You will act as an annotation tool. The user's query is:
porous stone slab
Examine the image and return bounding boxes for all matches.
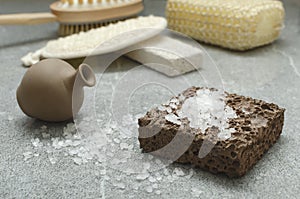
[138,87,285,177]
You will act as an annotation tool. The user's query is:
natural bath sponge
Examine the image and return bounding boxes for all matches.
[138,87,285,177]
[166,0,285,50]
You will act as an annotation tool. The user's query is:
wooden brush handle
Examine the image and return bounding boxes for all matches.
[0,13,57,25]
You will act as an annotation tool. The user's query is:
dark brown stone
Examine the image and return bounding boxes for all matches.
[138,87,285,177]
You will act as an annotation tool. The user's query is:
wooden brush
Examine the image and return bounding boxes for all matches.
[0,0,144,36]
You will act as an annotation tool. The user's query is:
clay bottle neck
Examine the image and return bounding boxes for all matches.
[71,63,96,115]
[75,63,96,88]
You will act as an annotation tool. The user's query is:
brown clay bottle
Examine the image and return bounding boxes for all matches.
[16,59,96,122]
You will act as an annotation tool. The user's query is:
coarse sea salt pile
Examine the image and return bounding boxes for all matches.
[18,110,205,196]
[162,88,237,140]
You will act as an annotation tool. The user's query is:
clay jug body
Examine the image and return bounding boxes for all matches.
[17,59,96,122]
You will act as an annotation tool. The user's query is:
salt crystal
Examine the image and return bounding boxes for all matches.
[71,140,81,146]
[113,138,120,144]
[132,184,139,190]
[120,143,129,150]
[165,113,181,125]
[155,159,162,164]
[178,94,185,101]
[186,168,194,179]
[158,105,167,111]
[65,140,73,146]
[49,156,57,164]
[173,168,185,176]
[242,108,251,114]
[100,170,106,175]
[148,155,154,160]
[148,176,156,183]
[107,152,114,157]
[217,131,232,140]
[73,134,82,140]
[23,152,33,161]
[127,144,134,150]
[152,183,158,189]
[73,157,82,165]
[166,107,172,113]
[191,187,203,197]
[251,116,268,127]
[68,149,78,156]
[155,190,161,195]
[42,132,50,139]
[163,168,170,176]
[41,125,47,130]
[33,153,39,157]
[176,110,183,118]
[114,182,126,190]
[116,176,122,181]
[145,186,153,193]
[143,162,151,170]
[136,172,150,181]
[31,138,43,148]
[170,98,179,104]
[8,116,13,121]
[169,103,177,109]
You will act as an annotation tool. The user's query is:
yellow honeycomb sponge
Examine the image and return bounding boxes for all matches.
[166,0,285,51]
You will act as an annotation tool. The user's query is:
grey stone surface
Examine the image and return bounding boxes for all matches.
[0,0,300,198]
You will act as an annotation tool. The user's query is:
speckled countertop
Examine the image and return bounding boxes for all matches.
[0,0,300,198]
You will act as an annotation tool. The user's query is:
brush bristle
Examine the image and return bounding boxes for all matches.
[58,17,134,36]
[61,0,132,6]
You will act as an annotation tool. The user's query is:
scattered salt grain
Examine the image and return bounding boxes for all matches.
[31,138,43,148]
[71,140,81,146]
[165,113,181,125]
[48,156,57,164]
[155,190,161,195]
[158,105,167,111]
[120,143,129,150]
[136,172,150,181]
[114,182,126,190]
[251,116,268,127]
[191,187,203,197]
[148,176,156,183]
[100,170,106,175]
[170,98,179,104]
[127,144,134,150]
[186,168,194,179]
[152,183,158,189]
[155,159,162,165]
[132,183,140,190]
[173,168,185,177]
[23,152,33,161]
[143,162,151,171]
[166,107,172,113]
[178,94,185,101]
[145,186,153,193]
[42,132,50,139]
[8,116,13,121]
[73,157,83,165]
[41,125,47,130]
[169,103,177,109]
[113,138,120,144]
[163,168,170,176]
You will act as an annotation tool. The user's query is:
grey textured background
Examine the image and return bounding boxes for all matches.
[0,0,300,198]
